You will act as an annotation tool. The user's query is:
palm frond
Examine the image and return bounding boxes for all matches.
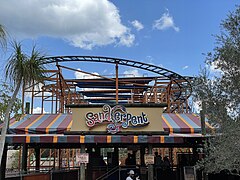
[5,41,47,87]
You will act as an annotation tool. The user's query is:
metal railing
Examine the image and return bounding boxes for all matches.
[96,165,139,180]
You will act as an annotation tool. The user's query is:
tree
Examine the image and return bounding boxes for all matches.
[194,6,240,173]
[0,82,21,123]
[0,41,47,167]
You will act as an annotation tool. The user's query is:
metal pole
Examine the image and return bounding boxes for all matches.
[148,145,154,180]
[80,145,86,180]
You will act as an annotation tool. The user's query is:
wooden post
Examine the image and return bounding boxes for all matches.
[115,62,119,104]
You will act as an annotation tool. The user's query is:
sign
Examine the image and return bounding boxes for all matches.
[85,104,149,134]
[183,166,196,180]
[70,104,164,133]
[76,153,89,164]
[144,154,155,165]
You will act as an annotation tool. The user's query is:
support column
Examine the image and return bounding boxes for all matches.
[140,146,145,166]
[35,147,40,171]
[0,144,8,180]
[80,145,86,180]
[113,147,119,167]
[58,149,62,169]
[21,144,28,172]
[148,145,154,180]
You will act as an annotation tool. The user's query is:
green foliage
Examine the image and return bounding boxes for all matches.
[9,150,19,169]
[5,41,47,88]
[194,6,240,173]
[0,82,21,123]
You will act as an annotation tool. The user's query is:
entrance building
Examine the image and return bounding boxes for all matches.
[0,56,212,180]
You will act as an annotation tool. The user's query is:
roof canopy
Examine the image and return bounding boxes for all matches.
[3,113,212,135]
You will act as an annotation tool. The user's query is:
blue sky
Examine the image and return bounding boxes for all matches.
[0,0,238,112]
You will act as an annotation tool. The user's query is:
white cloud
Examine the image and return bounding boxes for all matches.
[153,9,180,32]
[0,0,135,49]
[131,20,144,31]
[118,31,135,47]
[33,107,47,114]
[182,65,189,70]
[75,68,100,79]
[123,69,141,77]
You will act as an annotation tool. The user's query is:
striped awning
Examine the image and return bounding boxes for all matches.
[5,133,205,144]
[162,113,212,134]
[8,114,72,134]
[5,113,212,135]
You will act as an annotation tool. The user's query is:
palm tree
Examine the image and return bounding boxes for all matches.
[0,41,47,167]
[0,24,6,48]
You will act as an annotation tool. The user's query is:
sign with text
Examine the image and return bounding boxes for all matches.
[85,104,149,134]
[70,104,164,134]
[144,154,155,165]
[76,153,89,164]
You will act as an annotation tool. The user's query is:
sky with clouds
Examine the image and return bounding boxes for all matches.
[0,0,238,111]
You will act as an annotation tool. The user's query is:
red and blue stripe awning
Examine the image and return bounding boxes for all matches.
[8,114,72,134]
[1,113,212,144]
[5,133,206,144]
[5,113,212,135]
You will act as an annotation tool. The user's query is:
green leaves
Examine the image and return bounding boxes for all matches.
[5,41,47,88]
[0,82,21,122]
[194,6,240,173]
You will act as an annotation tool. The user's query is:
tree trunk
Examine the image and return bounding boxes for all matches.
[0,82,21,166]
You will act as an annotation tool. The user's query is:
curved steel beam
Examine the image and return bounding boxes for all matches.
[42,56,192,102]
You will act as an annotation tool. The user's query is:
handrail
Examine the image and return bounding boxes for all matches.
[96,166,120,180]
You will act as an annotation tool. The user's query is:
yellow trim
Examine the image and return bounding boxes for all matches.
[107,136,111,143]
[193,113,213,129]
[162,116,173,134]
[53,136,58,143]
[25,114,44,134]
[46,114,62,134]
[10,120,18,127]
[80,135,85,143]
[66,121,72,131]
[10,114,27,127]
[176,114,194,134]
[160,136,164,143]
[134,136,138,143]
[26,136,30,143]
